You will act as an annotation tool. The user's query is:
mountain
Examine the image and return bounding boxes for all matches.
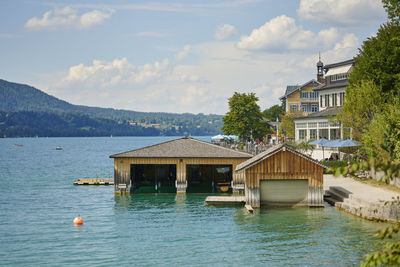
[0,79,223,137]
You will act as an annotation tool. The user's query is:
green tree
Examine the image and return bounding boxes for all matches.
[279,111,303,140]
[222,92,267,140]
[346,22,400,99]
[338,14,400,147]
[338,80,385,141]
[263,103,285,121]
[383,0,400,23]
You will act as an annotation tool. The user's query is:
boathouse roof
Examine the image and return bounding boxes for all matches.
[110,137,253,159]
[235,143,326,172]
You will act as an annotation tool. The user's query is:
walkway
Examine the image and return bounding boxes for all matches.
[324,175,400,222]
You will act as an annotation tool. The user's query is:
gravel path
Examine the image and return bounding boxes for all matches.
[324,174,400,203]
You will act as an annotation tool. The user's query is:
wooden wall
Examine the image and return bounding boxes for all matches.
[113,157,248,193]
[244,150,324,207]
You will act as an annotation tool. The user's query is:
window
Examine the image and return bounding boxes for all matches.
[331,73,349,82]
[296,123,307,128]
[290,105,298,112]
[319,122,328,127]
[309,129,317,139]
[319,129,329,139]
[308,122,317,128]
[339,92,345,106]
[325,94,330,107]
[299,129,306,140]
[320,95,323,107]
[300,92,309,98]
[330,129,341,140]
[332,93,337,106]
[311,105,318,112]
[310,92,319,99]
[301,105,307,112]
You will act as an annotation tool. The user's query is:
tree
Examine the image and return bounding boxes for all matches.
[337,80,385,141]
[279,111,303,140]
[263,103,285,121]
[346,22,400,99]
[338,14,400,149]
[222,92,267,140]
[383,0,400,23]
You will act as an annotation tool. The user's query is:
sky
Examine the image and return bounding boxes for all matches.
[0,0,387,115]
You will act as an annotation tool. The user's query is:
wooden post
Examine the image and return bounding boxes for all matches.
[114,159,131,194]
[176,160,187,194]
[245,184,260,208]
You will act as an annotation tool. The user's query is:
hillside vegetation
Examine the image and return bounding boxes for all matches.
[0,79,222,137]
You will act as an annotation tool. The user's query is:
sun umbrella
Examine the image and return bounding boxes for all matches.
[211,134,224,142]
[321,139,342,147]
[340,139,360,147]
[227,135,239,141]
[309,138,329,160]
[309,138,329,145]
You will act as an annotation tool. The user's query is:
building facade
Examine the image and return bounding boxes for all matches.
[293,59,355,142]
[280,80,321,114]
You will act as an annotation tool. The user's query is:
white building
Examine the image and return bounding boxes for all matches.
[293,59,355,143]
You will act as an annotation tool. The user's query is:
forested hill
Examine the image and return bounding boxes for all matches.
[0,79,75,112]
[0,79,223,137]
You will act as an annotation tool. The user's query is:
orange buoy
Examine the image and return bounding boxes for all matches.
[73,215,84,225]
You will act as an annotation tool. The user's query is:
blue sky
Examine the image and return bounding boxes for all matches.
[0,0,387,114]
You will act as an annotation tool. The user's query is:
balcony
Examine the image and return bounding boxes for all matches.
[300,98,319,103]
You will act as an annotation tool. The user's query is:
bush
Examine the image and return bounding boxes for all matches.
[323,161,349,168]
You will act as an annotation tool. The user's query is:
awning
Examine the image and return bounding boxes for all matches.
[325,64,352,76]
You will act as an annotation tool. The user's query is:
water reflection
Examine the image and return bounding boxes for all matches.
[232,205,384,266]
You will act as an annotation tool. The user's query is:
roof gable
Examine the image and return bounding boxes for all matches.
[110,137,253,158]
[280,79,320,99]
[324,59,355,70]
[235,144,326,172]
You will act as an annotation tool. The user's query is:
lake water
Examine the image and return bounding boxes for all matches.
[0,136,385,266]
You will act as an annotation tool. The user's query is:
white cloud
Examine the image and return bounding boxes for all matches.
[237,15,340,52]
[25,6,113,30]
[214,24,237,40]
[297,0,385,25]
[48,31,359,114]
[61,57,170,88]
[299,33,359,68]
[175,45,191,62]
[178,86,208,106]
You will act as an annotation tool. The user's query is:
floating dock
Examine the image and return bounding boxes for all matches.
[74,179,114,185]
[204,195,246,206]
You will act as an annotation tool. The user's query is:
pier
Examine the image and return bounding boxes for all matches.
[74,179,114,185]
[204,195,245,205]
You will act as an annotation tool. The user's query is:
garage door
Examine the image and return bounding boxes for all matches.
[260,179,308,204]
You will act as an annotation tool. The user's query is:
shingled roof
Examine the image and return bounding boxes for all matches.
[313,80,348,91]
[110,137,253,158]
[280,79,320,100]
[293,107,340,121]
[235,143,326,172]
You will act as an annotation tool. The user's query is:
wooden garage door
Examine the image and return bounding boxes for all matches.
[260,179,308,204]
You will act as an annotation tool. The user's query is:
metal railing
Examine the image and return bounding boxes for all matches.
[216,141,272,155]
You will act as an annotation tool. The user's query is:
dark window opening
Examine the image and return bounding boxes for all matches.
[131,164,176,193]
[186,164,232,193]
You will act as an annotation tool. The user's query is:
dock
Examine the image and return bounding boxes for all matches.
[204,195,246,206]
[73,179,114,185]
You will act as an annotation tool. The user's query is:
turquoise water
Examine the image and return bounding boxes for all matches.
[0,136,385,266]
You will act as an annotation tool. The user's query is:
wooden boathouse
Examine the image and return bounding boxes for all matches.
[110,137,252,194]
[236,144,326,208]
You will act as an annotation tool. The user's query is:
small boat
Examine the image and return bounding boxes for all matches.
[13,144,23,147]
[56,146,63,150]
